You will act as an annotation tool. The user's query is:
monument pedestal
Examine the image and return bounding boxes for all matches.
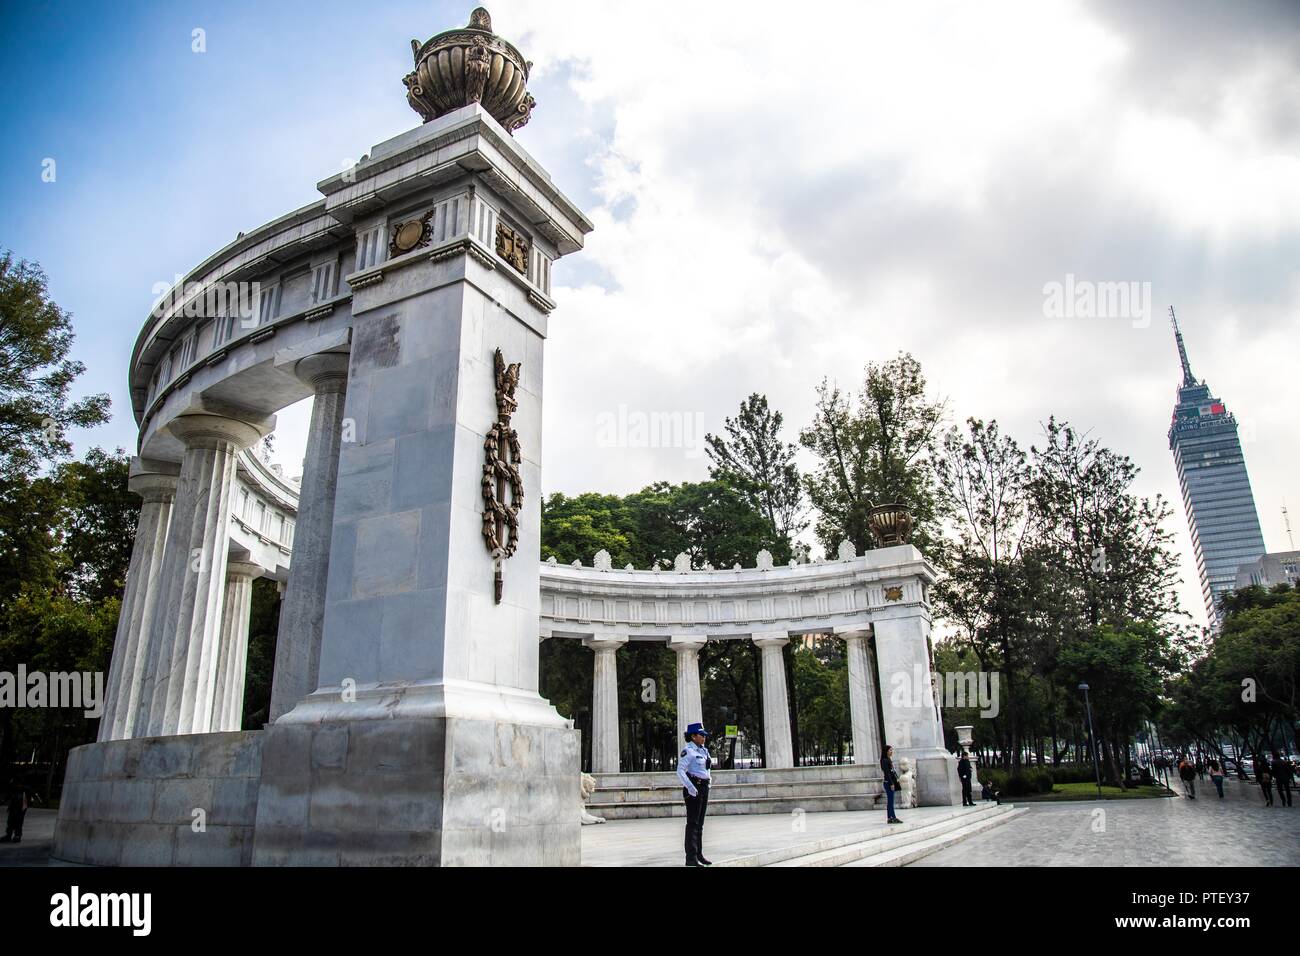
[253,711,580,867]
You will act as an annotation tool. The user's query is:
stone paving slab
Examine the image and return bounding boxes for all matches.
[581,803,971,867]
[909,777,1300,867]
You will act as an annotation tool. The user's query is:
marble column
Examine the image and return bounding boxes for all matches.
[752,632,794,770]
[209,561,260,732]
[584,635,627,774]
[145,412,269,737]
[873,600,960,806]
[668,635,706,745]
[99,462,179,741]
[837,627,883,770]
[269,352,349,722]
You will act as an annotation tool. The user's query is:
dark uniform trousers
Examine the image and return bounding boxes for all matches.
[684,776,710,862]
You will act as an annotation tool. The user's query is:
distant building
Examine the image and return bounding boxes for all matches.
[1167,313,1266,627]
[1235,551,1300,590]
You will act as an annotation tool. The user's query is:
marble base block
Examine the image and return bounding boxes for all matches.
[901,747,963,807]
[251,716,581,866]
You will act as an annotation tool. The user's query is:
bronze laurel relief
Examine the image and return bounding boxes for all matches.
[495,221,530,275]
[482,348,523,603]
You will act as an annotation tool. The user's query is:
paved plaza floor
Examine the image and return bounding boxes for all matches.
[581,804,978,866]
[911,776,1300,867]
[8,776,1296,867]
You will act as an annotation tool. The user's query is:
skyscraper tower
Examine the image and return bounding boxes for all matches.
[1167,308,1266,626]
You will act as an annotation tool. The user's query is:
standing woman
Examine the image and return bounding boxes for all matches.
[677,722,713,866]
[881,745,903,824]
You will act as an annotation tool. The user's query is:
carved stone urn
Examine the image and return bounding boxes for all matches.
[867,501,914,548]
[403,7,536,133]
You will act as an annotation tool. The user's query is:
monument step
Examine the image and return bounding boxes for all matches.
[588,778,884,806]
[591,791,881,820]
[591,765,880,789]
[708,803,1015,866]
[839,806,1029,867]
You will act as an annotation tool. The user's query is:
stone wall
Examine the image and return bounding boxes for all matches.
[53,732,263,866]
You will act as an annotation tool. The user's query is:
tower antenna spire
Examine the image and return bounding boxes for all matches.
[1285,501,1295,551]
[1170,305,1196,387]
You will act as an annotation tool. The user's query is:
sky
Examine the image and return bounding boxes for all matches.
[2,0,1298,631]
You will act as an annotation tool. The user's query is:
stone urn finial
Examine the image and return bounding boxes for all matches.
[403,6,537,133]
[867,501,914,548]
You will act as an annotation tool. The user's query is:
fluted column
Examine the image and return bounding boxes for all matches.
[99,463,179,741]
[145,412,269,736]
[209,561,260,732]
[270,352,349,722]
[838,627,883,769]
[753,632,794,769]
[668,635,706,745]
[584,635,627,774]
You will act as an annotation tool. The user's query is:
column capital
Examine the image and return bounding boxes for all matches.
[293,352,350,394]
[225,560,264,582]
[667,634,707,653]
[582,634,628,652]
[751,631,789,648]
[168,411,273,451]
[834,626,873,642]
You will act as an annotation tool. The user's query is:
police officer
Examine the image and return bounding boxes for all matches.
[677,722,713,866]
[957,750,974,806]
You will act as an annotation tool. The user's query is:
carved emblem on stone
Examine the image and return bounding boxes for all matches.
[593,549,612,571]
[673,552,691,573]
[389,210,434,257]
[755,549,774,571]
[837,540,857,561]
[884,585,904,602]
[495,221,530,274]
[482,348,523,603]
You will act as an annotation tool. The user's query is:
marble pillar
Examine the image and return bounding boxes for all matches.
[269,352,349,723]
[584,635,627,774]
[210,561,260,732]
[145,412,269,737]
[752,632,794,770]
[99,462,179,742]
[837,627,883,770]
[668,635,706,745]
[873,607,961,806]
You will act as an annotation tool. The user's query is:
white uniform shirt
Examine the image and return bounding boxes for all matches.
[676,741,712,796]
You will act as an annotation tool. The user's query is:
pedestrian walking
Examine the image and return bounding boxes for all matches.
[957,750,974,806]
[881,745,903,824]
[1,778,31,843]
[1207,760,1225,799]
[676,722,713,866]
[1270,754,1293,808]
[1256,757,1274,807]
[1177,757,1196,799]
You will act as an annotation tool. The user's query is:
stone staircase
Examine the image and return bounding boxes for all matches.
[714,803,1027,867]
[588,765,884,819]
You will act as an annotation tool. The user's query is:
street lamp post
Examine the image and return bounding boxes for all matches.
[1079,682,1103,799]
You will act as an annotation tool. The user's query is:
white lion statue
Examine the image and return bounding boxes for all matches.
[897,756,919,809]
[580,772,606,825]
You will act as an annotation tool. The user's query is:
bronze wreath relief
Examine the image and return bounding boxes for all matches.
[482,348,523,603]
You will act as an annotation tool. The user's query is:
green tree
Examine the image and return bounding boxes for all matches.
[0,252,109,482]
[800,352,945,555]
[705,393,805,562]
